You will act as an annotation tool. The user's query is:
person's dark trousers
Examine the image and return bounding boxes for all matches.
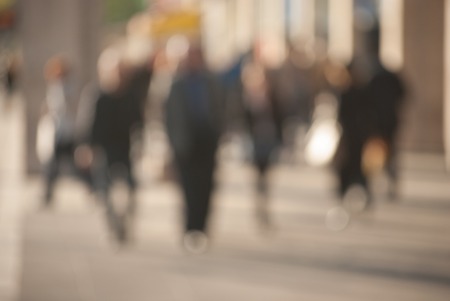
[93,150,137,192]
[337,141,370,201]
[175,150,216,233]
[91,152,136,242]
[44,141,74,205]
[76,167,95,193]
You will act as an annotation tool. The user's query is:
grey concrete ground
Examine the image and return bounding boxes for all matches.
[1,98,450,301]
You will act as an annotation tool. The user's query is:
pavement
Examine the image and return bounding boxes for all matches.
[1,97,450,300]
[0,96,25,301]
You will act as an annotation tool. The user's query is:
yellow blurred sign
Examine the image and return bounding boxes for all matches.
[151,10,201,38]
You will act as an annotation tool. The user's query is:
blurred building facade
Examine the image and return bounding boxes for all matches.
[16,0,450,172]
[151,0,450,167]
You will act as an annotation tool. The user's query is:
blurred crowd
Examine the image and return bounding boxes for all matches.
[3,11,406,252]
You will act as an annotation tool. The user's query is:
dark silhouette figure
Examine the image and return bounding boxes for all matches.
[365,61,405,199]
[240,49,283,229]
[272,44,314,151]
[88,55,151,243]
[335,24,406,206]
[126,60,154,147]
[335,64,372,202]
[5,56,19,98]
[165,46,224,252]
[359,24,406,200]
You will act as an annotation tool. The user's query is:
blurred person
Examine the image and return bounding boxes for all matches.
[165,44,224,253]
[334,25,406,208]
[123,55,154,163]
[271,42,315,162]
[74,77,98,189]
[75,40,154,192]
[4,54,19,99]
[87,48,149,243]
[42,56,76,206]
[218,52,247,130]
[363,26,406,200]
[334,61,373,206]
[124,17,155,158]
[240,44,283,230]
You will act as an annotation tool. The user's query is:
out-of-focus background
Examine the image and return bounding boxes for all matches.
[0,0,450,300]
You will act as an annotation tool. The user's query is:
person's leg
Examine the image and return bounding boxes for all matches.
[338,166,351,200]
[176,154,215,233]
[178,160,202,232]
[44,143,64,206]
[256,168,272,230]
[77,167,95,193]
[96,157,127,243]
[173,158,191,230]
[354,141,373,208]
[386,140,399,201]
[357,172,373,208]
[44,158,58,206]
[253,144,274,229]
[125,160,138,217]
[194,157,216,232]
[176,154,215,253]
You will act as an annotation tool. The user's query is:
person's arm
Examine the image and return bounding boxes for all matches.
[165,79,191,158]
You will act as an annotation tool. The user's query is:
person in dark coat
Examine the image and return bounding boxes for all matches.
[272,43,314,150]
[364,27,406,199]
[88,50,149,243]
[240,47,283,229]
[165,45,224,253]
[335,24,406,206]
[335,63,373,202]
[126,59,154,147]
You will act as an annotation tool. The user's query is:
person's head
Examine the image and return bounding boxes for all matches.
[44,56,69,82]
[97,48,122,93]
[366,25,381,58]
[251,40,263,62]
[183,43,205,72]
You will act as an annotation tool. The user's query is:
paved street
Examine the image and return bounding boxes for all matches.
[0,99,450,300]
[0,96,25,301]
[17,150,450,300]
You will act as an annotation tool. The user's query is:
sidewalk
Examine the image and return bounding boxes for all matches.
[0,98,450,300]
[0,97,25,301]
[17,156,450,301]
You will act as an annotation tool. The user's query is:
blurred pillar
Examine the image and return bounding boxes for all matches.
[201,0,232,68]
[288,0,315,45]
[19,0,102,174]
[445,0,450,167]
[258,0,285,41]
[257,0,286,65]
[379,0,404,71]
[402,0,444,152]
[328,0,353,64]
[315,0,329,43]
[234,0,255,53]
